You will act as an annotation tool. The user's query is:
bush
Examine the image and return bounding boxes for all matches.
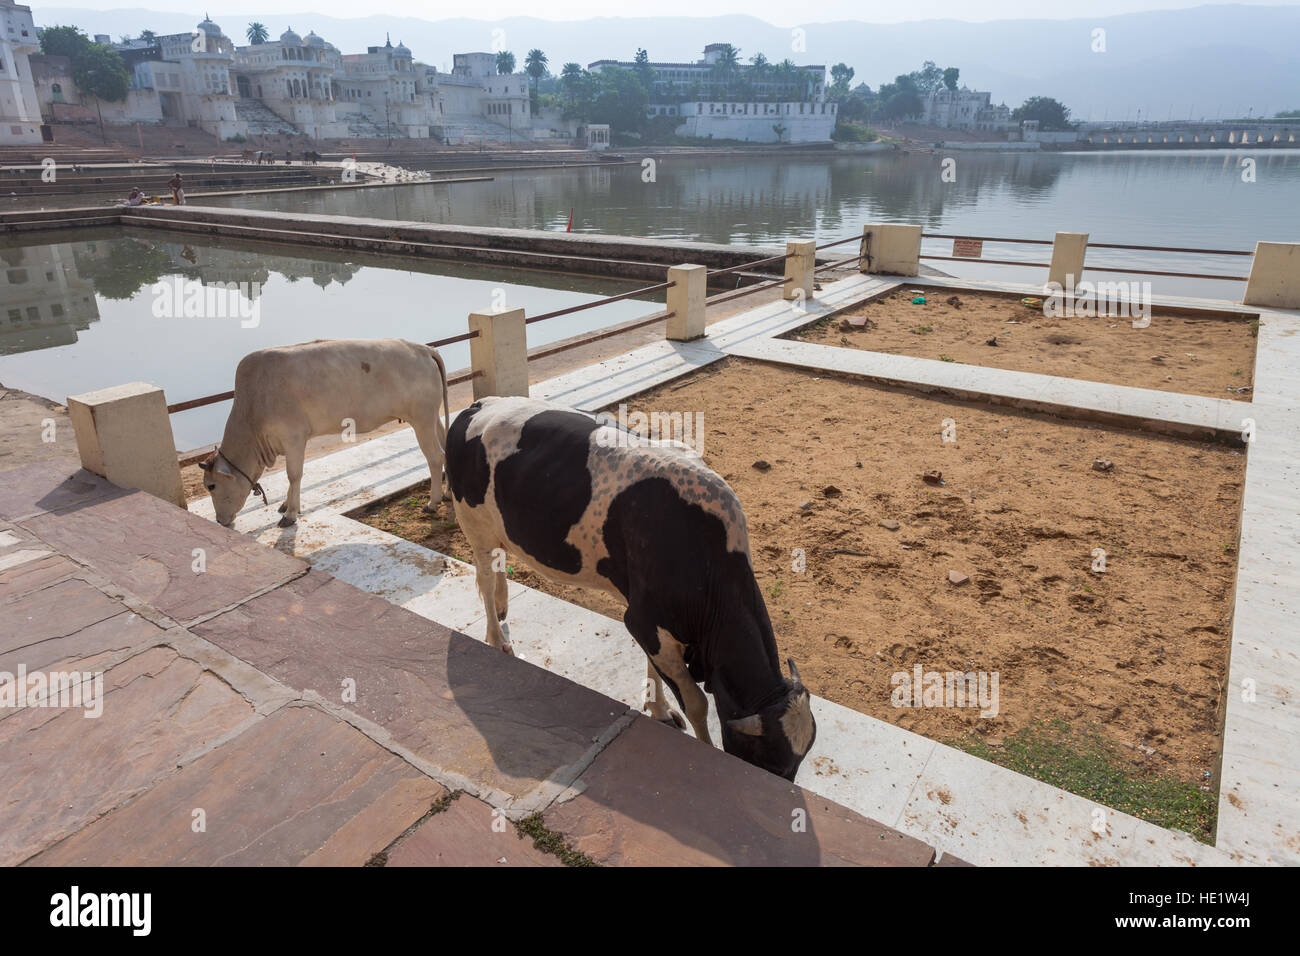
[225,133,247,143]
[832,123,878,143]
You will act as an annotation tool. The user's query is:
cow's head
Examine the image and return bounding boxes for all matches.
[199,453,260,527]
[722,659,817,782]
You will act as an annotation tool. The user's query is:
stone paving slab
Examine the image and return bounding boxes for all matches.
[30,705,445,866]
[0,553,80,600]
[0,576,125,649]
[0,645,256,866]
[0,463,125,522]
[190,570,631,809]
[385,794,562,867]
[0,606,162,680]
[545,717,935,867]
[23,488,307,626]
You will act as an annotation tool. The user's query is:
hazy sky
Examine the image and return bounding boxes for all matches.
[41,1,1296,26]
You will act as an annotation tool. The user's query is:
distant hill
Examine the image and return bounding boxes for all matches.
[33,4,1300,121]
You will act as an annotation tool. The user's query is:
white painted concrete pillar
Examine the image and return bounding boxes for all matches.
[666,264,707,341]
[468,308,528,399]
[861,223,922,275]
[67,382,185,507]
[1244,242,1300,309]
[783,239,816,302]
[1048,232,1089,289]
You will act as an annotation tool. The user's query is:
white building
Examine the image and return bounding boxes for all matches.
[676,99,837,143]
[60,16,542,143]
[921,86,1012,133]
[0,0,42,144]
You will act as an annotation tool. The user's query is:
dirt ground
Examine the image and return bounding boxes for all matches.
[361,358,1244,785]
[790,288,1257,401]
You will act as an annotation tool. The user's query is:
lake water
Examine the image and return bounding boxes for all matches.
[4,149,1296,447]
[0,227,660,447]
[200,149,1300,298]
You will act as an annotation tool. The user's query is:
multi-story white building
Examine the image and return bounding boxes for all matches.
[921,86,1012,133]
[0,0,42,144]
[54,15,540,143]
[232,28,343,139]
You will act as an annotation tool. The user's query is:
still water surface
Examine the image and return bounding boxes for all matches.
[202,150,1299,297]
[0,228,659,446]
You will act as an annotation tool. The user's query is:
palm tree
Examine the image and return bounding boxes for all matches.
[710,44,741,98]
[246,22,268,45]
[495,50,516,75]
[524,49,548,96]
[560,62,583,108]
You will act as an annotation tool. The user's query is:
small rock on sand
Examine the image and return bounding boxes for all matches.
[948,570,970,586]
[879,519,900,531]
[752,460,771,471]
[1092,458,1114,472]
[922,470,944,485]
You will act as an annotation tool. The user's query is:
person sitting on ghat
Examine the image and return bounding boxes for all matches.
[168,173,185,206]
[123,187,145,207]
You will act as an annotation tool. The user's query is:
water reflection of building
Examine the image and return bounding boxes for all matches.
[0,242,99,354]
[1,235,363,356]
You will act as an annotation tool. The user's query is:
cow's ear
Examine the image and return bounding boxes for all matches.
[727,714,764,736]
[199,456,214,471]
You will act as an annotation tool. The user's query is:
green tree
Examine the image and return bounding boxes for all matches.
[246,22,269,44]
[496,50,516,75]
[942,67,959,91]
[71,42,130,143]
[877,73,922,120]
[524,49,548,91]
[633,48,655,91]
[709,44,741,98]
[1013,96,1073,131]
[588,67,649,137]
[39,25,92,59]
[139,29,157,43]
[912,60,944,95]
[830,63,855,99]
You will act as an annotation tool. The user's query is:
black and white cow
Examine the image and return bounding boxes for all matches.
[445,395,816,781]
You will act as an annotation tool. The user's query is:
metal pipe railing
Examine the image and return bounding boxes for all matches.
[164,224,1261,428]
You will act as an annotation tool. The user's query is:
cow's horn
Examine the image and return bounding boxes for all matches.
[726,714,764,736]
[787,657,803,685]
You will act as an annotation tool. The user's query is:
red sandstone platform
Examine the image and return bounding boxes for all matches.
[0,461,956,867]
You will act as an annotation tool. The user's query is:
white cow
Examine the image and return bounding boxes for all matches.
[201,338,449,527]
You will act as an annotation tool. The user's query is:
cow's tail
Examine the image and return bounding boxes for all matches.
[430,345,451,488]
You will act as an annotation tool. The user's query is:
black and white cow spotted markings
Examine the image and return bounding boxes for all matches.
[445,395,815,781]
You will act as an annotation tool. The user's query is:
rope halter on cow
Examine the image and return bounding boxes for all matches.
[215,448,268,508]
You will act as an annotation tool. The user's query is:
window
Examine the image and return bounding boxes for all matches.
[51,304,64,318]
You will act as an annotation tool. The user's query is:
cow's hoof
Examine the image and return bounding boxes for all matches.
[422,503,437,514]
[277,515,297,528]
[655,711,687,731]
